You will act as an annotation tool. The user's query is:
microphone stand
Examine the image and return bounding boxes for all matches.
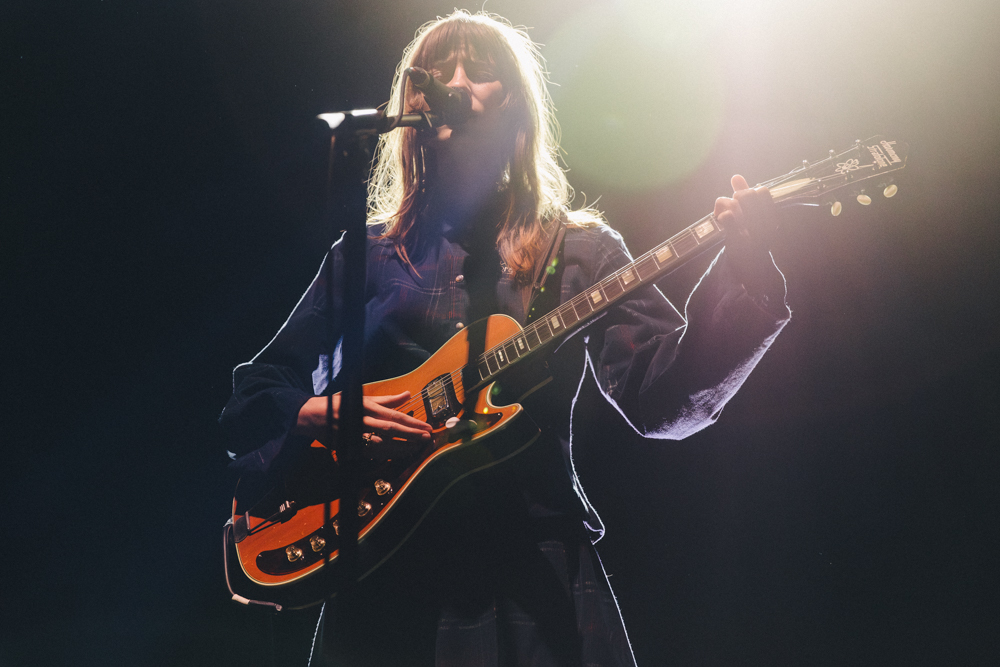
[314,104,442,661]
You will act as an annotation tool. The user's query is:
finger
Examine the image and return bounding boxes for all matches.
[367,391,412,408]
[364,417,433,439]
[364,415,427,434]
[365,399,433,430]
[756,186,776,218]
[714,197,743,229]
[733,185,771,205]
[364,395,431,428]
[364,391,432,425]
[734,187,763,219]
[733,186,777,240]
[714,195,740,216]
[731,174,750,193]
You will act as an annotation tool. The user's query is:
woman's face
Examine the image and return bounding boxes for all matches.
[429,53,505,115]
[421,48,512,166]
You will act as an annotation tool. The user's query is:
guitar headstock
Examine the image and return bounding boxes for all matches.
[761,136,908,214]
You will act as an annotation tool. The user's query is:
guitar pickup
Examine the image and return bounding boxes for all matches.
[422,374,460,427]
[428,385,448,417]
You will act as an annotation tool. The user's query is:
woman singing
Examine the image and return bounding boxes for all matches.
[222,10,789,666]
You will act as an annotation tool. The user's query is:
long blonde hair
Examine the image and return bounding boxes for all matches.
[368,10,604,284]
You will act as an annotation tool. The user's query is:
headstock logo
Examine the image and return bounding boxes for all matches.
[835,158,861,175]
[867,140,902,170]
[880,140,902,163]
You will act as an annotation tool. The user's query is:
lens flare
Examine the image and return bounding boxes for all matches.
[545,1,725,190]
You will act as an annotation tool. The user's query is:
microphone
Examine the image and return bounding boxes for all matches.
[406,67,472,125]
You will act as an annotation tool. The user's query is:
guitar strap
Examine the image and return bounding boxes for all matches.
[523,218,566,324]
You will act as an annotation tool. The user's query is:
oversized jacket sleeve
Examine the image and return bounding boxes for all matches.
[219,239,344,475]
[580,226,790,439]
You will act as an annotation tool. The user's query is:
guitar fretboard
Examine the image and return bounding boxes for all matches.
[471,213,725,387]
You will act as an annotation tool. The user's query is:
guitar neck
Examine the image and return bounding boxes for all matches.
[469,136,909,388]
[471,213,725,388]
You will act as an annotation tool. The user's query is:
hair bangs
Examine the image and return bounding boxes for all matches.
[410,16,520,95]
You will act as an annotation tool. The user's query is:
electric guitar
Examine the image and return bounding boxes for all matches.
[225,136,908,609]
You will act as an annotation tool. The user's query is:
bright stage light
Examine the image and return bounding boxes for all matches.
[545,1,725,191]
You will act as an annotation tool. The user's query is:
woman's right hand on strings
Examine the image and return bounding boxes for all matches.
[294,392,433,444]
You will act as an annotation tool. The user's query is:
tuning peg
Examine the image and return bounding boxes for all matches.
[883,184,898,198]
[857,192,872,205]
[830,201,842,216]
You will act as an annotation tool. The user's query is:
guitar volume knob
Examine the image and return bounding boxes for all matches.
[374,479,392,496]
[286,545,304,562]
[309,535,326,553]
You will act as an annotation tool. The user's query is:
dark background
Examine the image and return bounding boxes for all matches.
[4,0,999,665]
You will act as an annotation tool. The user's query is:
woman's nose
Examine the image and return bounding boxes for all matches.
[446,63,469,89]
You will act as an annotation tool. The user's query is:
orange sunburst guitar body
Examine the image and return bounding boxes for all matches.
[228,314,543,609]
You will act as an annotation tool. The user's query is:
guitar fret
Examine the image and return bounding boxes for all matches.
[503,340,520,361]
[572,294,593,318]
[485,353,500,375]
[478,360,490,381]
[526,327,543,349]
[693,216,718,239]
[671,230,699,257]
[559,303,580,328]
[588,287,606,308]
[652,242,675,267]
[635,256,658,281]
[602,276,625,301]
[513,334,529,355]
[536,320,554,343]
